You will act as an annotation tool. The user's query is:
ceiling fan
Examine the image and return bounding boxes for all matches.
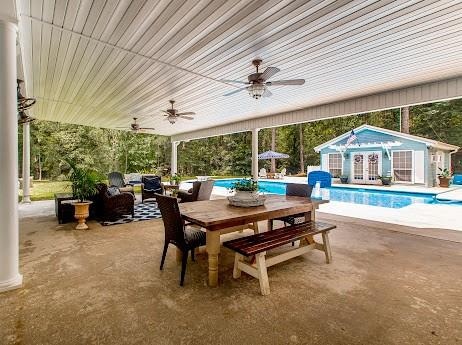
[222,59,305,99]
[162,100,195,124]
[116,117,155,133]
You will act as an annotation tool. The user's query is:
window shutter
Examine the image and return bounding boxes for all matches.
[414,151,425,184]
[321,154,329,172]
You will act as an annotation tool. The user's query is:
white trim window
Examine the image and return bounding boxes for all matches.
[328,153,343,177]
[392,150,413,182]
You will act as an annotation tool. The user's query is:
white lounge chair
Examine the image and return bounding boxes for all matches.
[275,168,286,179]
[259,168,267,178]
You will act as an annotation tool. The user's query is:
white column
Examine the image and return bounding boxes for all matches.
[251,128,259,180]
[22,121,31,203]
[0,20,22,292]
[171,141,180,175]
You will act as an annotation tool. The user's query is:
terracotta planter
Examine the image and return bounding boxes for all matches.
[73,201,93,230]
[438,177,450,188]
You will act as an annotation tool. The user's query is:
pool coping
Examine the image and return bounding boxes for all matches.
[186,178,462,202]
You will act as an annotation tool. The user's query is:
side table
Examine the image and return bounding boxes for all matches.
[55,193,76,224]
[163,184,180,197]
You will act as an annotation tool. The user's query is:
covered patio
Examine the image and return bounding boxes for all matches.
[1,1,462,344]
[2,206,462,344]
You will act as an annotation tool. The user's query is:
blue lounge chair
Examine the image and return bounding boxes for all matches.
[308,170,332,188]
[453,174,462,185]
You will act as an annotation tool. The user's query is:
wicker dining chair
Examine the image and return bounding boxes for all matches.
[177,180,215,203]
[269,183,313,230]
[155,193,206,286]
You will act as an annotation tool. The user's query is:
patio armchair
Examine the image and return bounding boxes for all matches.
[108,171,134,194]
[269,183,313,230]
[141,175,164,202]
[177,180,215,203]
[156,193,206,286]
[93,183,135,221]
[258,168,267,178]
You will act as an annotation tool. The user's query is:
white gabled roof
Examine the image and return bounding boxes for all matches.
[314,124,459,152]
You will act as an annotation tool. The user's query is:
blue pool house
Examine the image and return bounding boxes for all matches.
[314,125,459,187]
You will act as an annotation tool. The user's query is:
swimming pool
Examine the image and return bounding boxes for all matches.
[213,179,441,209]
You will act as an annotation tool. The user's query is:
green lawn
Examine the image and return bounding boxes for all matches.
[19,176,243,201]
[19,180,72,201]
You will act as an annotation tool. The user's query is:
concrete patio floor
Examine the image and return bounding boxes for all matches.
[1,209,461,345]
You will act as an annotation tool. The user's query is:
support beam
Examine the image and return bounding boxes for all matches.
[0,20,22,293]
[172,77,462,142]
[22,121,31,203]
[251,129,259,180]
[171,141,180,175]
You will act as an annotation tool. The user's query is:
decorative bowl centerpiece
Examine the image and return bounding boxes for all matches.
[227,178,266,207]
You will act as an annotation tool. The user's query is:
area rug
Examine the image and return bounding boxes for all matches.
[101,202,162,226]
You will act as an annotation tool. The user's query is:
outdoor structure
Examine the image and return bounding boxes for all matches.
[314,125,459,186]
[1,0,462,294]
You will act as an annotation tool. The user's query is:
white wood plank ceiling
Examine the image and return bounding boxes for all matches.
[16,0,462,136]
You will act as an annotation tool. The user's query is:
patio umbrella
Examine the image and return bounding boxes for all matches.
[258,150,290,160]
[258,151,289,174]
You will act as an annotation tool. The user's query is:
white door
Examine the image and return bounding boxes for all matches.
[352,153,365,183]
[366,152,381,184]
[351,152,382,184]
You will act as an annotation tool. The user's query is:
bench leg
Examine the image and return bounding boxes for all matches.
[233,253,244,279]
[255,252,270,296]
[322,231,332,264]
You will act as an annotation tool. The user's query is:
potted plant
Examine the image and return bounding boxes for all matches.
[230,178,259,201]
[170,173,181,186]
[378,175,392,186]
[438,168,452,188]
[339,175,349,184]
[67,160,100,230]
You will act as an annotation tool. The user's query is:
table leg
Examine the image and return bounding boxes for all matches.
[206,230,221,287]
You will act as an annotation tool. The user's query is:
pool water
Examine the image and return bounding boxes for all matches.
[213,179,440,209]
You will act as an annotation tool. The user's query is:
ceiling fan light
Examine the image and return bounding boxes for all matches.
[168,117,176,124]
[248,84,266,99]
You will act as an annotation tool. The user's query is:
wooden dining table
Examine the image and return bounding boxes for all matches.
[179,195,328,287]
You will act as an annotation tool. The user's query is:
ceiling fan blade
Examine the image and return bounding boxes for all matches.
[262,88,272,98]
[161,110,171,116]
[260,67,280,81]
[223,87,248,96]
[140,127,156,130]
[220,79,249,85]
[180,116,194,120]
[176,112,195,116]
[266,79,305,86]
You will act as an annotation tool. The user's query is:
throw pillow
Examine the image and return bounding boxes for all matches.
[144,177,161,191]
[106,186,121,197]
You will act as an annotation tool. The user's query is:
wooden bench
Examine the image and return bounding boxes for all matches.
[223,221,336,295]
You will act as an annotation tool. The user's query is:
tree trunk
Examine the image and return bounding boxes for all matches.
[38,153,42,180]
[299,124,305,173]
[401,106,410,133]
[271,127,276,172]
